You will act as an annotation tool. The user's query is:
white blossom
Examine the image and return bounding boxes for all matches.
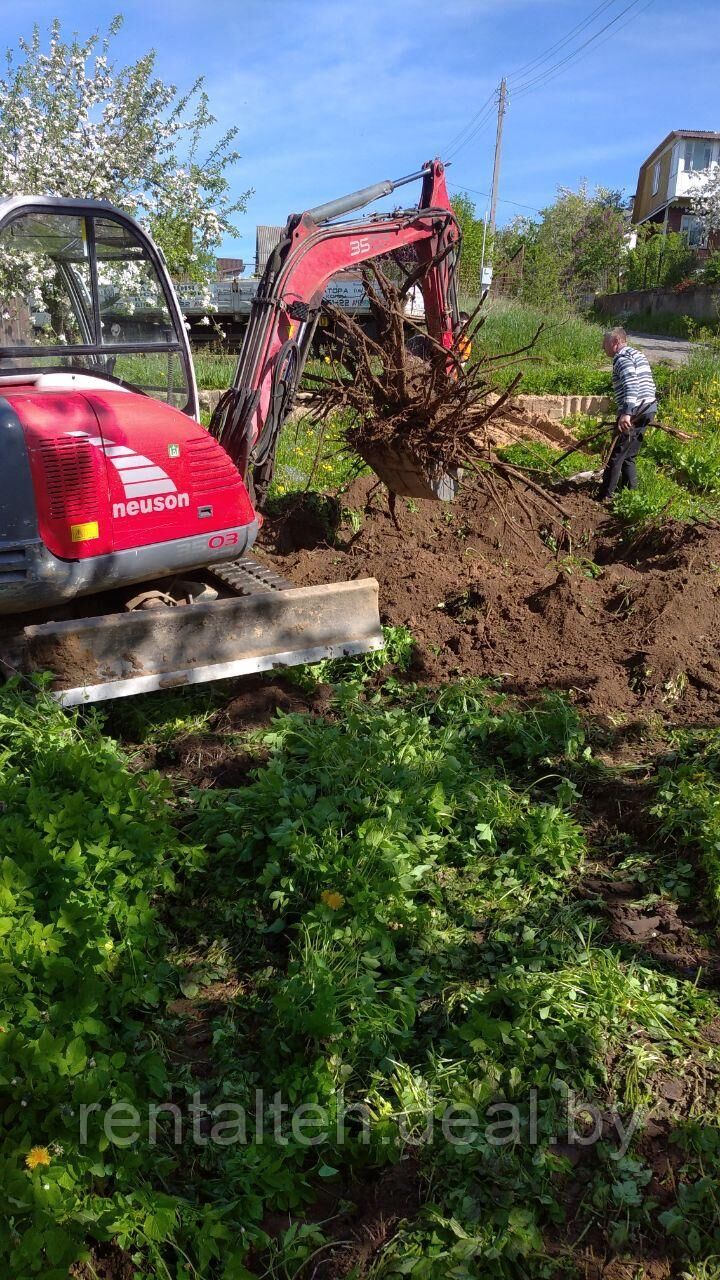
[0,17,250,286]
[689,164,720,234]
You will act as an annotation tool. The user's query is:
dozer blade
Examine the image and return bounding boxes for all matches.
[19,579,383,706]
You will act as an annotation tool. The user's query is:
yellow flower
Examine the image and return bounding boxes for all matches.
[320,890,345,910]
[25,1146,51,1170]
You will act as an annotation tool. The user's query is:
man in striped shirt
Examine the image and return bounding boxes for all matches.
[598,327,657,501]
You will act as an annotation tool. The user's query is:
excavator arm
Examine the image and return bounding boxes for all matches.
[210,159,461,497]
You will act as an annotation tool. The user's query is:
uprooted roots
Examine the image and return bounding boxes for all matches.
[304,262,572,532]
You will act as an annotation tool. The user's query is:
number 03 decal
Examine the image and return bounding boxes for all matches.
[208,531,239,549]
[350,237,371,257]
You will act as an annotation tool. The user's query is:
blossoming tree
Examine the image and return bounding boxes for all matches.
[689,164,720,236]
[0,16,249,285]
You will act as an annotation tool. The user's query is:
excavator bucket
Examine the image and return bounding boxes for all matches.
[15,578,383,706]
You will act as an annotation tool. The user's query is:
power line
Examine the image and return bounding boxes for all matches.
[444,0,643,164]
[446,106,496,161]
[512,0,655,98]
[511,0,651,98]
[442,0,656,228]
[448,181,540,214]
[440,87,497,160]
[507,0,620,81]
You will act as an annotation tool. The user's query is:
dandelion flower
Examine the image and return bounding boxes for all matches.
[25,1147,51,1170]
[320,890,345,910]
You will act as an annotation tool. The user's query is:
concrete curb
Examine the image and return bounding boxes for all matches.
[198,388,614,422]
[513,394,613,420]
[198,389,224,414]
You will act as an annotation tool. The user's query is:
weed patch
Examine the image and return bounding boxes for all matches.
[4,674,720,1276]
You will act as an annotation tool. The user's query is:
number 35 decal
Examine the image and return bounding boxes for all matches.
[208,531,239,549]
[350,237,371,257]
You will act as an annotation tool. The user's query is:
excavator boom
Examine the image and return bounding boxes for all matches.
[211,159,460,496]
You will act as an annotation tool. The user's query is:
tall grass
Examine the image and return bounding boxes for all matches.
[474,298,605,364]
[466,299,612,394]
[189,304,613,397]
[191,346,236,389]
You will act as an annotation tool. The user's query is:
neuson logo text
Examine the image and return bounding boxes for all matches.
[113,493,190,518]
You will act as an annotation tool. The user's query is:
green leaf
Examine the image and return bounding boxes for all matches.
[66,1036,87,1075]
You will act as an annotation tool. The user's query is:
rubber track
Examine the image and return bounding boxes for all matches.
[210,554,294,597]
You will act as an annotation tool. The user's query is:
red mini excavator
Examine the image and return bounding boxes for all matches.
[0,160,461,703]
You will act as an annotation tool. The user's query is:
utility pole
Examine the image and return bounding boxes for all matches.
[479,207,490,291]
[488,77,507,239]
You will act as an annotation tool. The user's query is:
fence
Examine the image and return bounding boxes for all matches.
[595,284,720,324]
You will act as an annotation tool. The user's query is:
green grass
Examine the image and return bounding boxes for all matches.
[3,668,720,1277]
[476,299,605,364]
[266,407,366,498]
[468,299,612,395]
[497,348,720,529]
[191,346,236,390]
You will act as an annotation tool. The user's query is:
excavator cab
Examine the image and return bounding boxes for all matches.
[0,198,198,416]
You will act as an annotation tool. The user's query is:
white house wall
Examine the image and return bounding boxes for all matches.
[666,141,720,201]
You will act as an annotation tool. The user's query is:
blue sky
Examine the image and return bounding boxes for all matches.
[6,0,720,260]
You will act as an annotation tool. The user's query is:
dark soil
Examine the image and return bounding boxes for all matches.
[311,1157,423,1279]
[259,475,720,725]
[156,734,266,788]
[146,678,333,785]
[582,872,719,982]
[71,1242,137,1279]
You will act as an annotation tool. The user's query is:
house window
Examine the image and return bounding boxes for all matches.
[651,160,661,196]
[680,213,708,248]
[684,139,713,172]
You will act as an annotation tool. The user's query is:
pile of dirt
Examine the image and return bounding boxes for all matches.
[260,475,720,724]
[484,402,580,450]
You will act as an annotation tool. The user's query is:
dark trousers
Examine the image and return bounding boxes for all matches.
[599,406,656,498]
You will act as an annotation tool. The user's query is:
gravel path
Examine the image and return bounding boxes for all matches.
[626,332,692,366]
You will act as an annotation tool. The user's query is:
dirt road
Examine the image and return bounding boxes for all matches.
[626,331,692,365]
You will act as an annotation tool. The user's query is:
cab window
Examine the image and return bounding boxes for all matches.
[95,217,174,346]
[0,208,191,411]
[0,212,92,347]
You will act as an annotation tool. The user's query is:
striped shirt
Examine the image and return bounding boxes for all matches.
[612,345,657,416]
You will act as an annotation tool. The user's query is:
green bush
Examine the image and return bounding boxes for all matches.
[699,251,720,284]
[0,687,210,1277]
[652,734,720,919]
[622,228,698,290]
